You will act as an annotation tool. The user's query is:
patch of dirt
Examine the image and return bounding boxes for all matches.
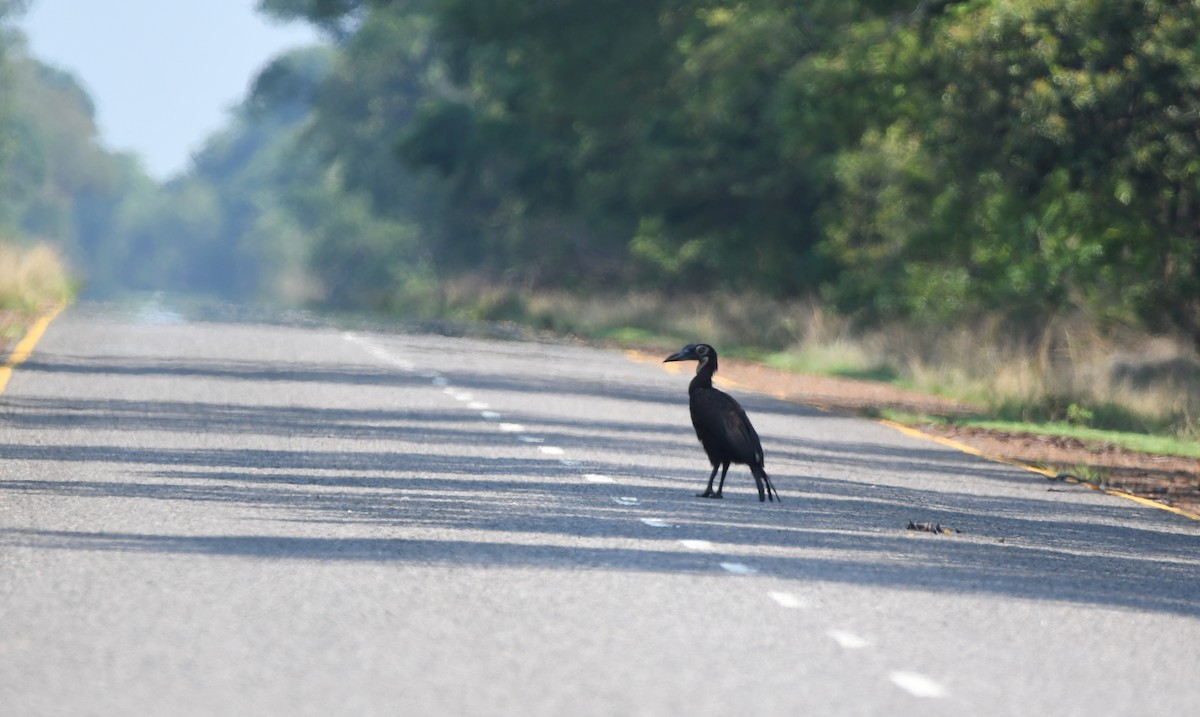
[713,357,1200,518]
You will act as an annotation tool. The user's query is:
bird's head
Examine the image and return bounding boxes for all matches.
[663,343,717,372]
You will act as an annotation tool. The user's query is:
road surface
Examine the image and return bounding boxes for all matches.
[2,304,1198,715]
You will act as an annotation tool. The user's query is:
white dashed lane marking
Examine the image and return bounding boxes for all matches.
[827,629,870,650]
[348,334,951,707]
[351,339,604,494]
[342,333,415,370]
[889,671,947,698]
[767,591,807,609]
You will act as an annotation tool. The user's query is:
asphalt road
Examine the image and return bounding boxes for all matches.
[2,304,1198,716]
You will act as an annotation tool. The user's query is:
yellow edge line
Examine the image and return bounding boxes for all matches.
[630,349,1200,523]
[879,418,1200,522]
[0,304,64,394]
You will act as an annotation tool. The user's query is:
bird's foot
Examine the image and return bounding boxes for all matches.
[697,491,724,499]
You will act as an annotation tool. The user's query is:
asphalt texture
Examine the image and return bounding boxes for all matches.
[2,304,1198,716]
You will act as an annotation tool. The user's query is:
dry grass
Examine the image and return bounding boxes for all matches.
[434,276,822,349]
[770,310,1200,439]
[427,276,1200,439]
[0,240,74,342]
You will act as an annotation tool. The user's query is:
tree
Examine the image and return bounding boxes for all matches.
[259,0,1200,344]
[823,0,1200,344]
[0,31,133,276]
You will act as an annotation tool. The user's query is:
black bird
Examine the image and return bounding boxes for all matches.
[664,343,780,502]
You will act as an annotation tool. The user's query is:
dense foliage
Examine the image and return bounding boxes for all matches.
[0,16,338,304]
[0,22,149,292]
[1,1,1198,347]
[254,0,1200,343]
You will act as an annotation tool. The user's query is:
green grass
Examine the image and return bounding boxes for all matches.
[597,326,681,348]
[963,419,1200,458]
[881,409,1200,460]
[760,344,900,382]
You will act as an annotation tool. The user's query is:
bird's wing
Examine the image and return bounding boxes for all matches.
[697,389,763,463]
[722,402,763,462]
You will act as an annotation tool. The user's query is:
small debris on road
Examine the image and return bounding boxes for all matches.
[906,520,960,535]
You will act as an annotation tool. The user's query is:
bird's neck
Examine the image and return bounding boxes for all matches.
[689,357,717,391]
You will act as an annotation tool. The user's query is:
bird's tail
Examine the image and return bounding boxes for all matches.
[752,464,780,503]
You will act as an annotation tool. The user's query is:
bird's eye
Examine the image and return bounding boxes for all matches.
[697,345,708,355]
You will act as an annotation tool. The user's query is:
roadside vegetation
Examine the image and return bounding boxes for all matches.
[0,239,73,346]
[413,279,1200,453]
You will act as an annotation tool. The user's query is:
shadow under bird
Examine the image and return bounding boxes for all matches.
[664,343,780,502]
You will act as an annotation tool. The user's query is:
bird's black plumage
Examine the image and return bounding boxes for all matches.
[664,343,780,502]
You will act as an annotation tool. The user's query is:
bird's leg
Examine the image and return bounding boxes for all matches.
[752,471,766,502]
[763,474,781,503]
[698,464,721,498]
[713,463,730,498]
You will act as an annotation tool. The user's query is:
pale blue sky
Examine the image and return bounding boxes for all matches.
[18,0,320,179]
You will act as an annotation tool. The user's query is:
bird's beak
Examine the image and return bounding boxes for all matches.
[663,348,691,363]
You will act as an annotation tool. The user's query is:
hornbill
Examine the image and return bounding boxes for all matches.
[664,343,780,502]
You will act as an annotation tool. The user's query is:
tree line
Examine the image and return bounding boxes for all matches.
[263,0,1200,344]
[0,5,330,304]
[2,1,1198,346]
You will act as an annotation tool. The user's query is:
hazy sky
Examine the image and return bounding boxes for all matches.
[18,0,320,180]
